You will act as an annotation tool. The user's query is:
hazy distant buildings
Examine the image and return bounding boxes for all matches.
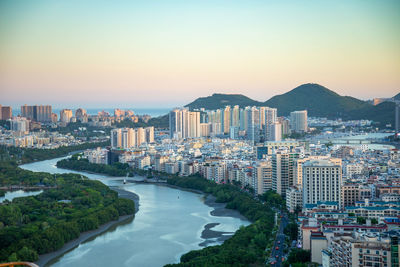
[278,117,290,137]
[261,107,277,138]
[222,106,231,134]
[0,105,12,120]
[290,110,308,133]
[247,106,260,144]
[267,122,282,141]
[21,105,52,123]
[60,109,73,123]
[10,117,30,133]
[75,108,88,123]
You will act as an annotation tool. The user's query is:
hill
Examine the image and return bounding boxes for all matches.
[394,93,400,100]
[349,101,395,127]
[264,83,369,118]
[182,83,395,128]
[185,93,261,110]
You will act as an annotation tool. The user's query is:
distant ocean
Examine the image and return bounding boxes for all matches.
[13,107,171,118]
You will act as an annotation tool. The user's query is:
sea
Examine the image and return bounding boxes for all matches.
[12,108,171,118]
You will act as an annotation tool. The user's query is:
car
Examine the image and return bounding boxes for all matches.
[271,261,276,265]
[282,257,285,262]
[275,246,279,250]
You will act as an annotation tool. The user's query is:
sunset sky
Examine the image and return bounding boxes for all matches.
[0,0,399,108]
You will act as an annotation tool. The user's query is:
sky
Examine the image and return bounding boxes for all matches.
[0,0,399,108]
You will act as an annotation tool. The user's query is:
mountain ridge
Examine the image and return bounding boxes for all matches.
[184,83,396,128]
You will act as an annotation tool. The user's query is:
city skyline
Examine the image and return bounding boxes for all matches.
[1,0,399,107]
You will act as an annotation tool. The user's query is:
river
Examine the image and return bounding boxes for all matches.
[20,157,250,267]
[0,190,43,203]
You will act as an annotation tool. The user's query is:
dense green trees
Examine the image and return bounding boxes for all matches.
[57,157,130,176]
[0,162,135,263]
[285,249,311,266]
[165,175,282,267]
[0,141,110,164]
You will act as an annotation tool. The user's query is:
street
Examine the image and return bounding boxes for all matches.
[268,212,288,266]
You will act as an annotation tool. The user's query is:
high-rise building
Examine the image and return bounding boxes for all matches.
[295,156,341,187]
[261,107,277,137]
[247,106,260,144]
[75,108,88,123]
[278,117,290,137]
[239,107,249,131]
[111,127,153,149]
[10,117,30,133]
[290,110,308,133]
[188,111,200,138]
[222,106,231,134]
[200,123,211,137]
[60,109,73,123]
[1,106,12,120]
[272,151,299,196]
[51,113,58,123]
[169,108,200,139]
[111,128,122,148]
[145,127,154,143]
[136,127,145,146]
[21,105,52,122]
[328,233,391,267]
[302,158,342,208]
[252,161,273,195]
[231,105,240,128]
[267,122,282,141]
[286,186,303,213]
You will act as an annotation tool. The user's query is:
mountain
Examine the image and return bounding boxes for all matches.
[185,93,261,110]
[394,93,400,100]
[264,83,369,118]
[349,101,395,127]
[183,83,395,128]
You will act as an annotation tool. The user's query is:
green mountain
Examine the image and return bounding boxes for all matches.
[185,93,261,110]
[349,101,395,127]
[264,83,369,118]
[182,83,395,128]
[394,93,400,100]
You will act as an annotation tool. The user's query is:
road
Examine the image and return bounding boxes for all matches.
[268,211,288,266]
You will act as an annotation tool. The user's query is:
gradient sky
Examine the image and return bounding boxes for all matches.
[0,0,399,108]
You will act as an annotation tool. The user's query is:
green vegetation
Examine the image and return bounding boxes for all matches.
[284,221,298,242]
[185,93,263,110]
[0,162,135,263]
[283,249,313,267]
[57,156,131,176]
[265,83,368,118]
[349,101,395,128]
[0,141,110,164]
[46,122,111,137]
[164,175,283,267]
[113,114,169,128]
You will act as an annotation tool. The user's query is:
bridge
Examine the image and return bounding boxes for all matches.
[318,139,372,145]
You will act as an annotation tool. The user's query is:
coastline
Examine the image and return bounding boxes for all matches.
[35,188,140,267]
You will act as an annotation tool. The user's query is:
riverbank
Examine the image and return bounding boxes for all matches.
[35,188,140,267]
